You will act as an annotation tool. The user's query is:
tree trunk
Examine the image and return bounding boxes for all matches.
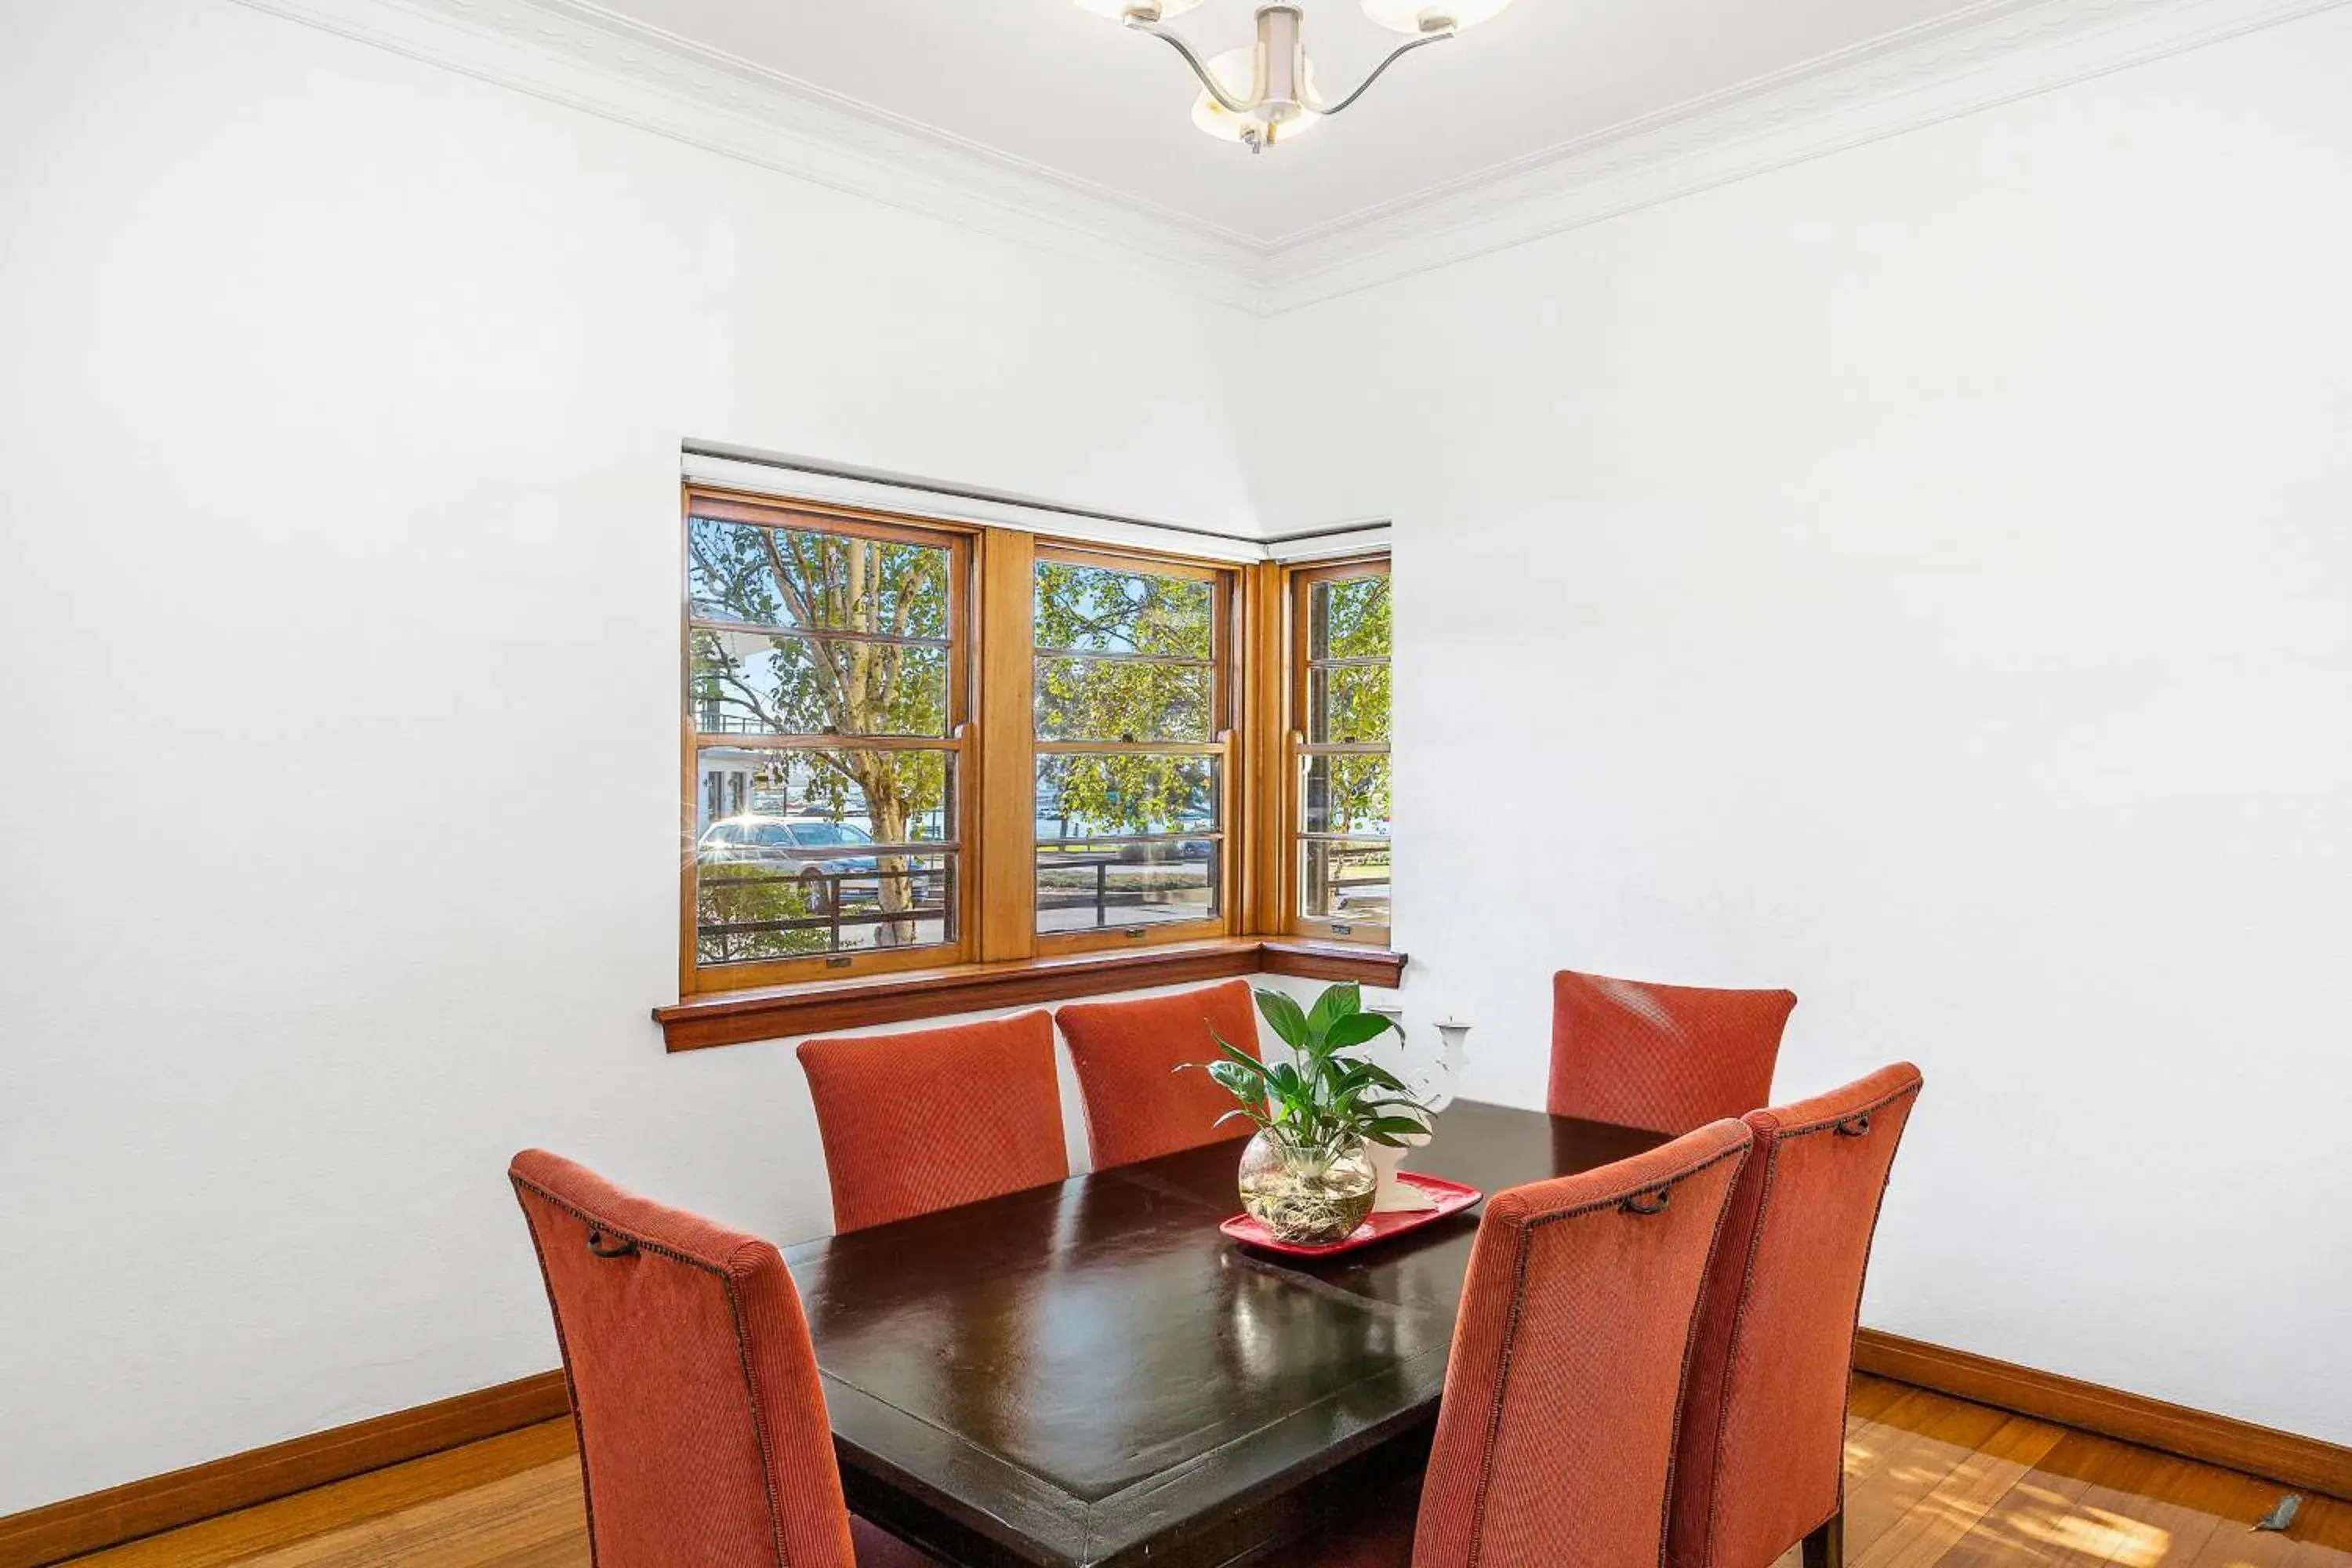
[855,756,916,947]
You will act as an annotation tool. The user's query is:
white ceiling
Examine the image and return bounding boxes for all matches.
[575,0,2004,245]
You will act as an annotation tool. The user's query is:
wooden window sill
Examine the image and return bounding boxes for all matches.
[654,938,1409,1052]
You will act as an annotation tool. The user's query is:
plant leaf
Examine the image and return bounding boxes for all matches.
[1305,982,1361,1042]
[1207,1059,1266,1105]
[1214,1029,1270,1081]
[1323,1011,1397,1051]
[1363,1113,1432,1138]
[1254,988,1309,1048]
[1345,1059,1413,1094]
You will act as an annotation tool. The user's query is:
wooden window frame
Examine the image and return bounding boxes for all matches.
[679,489,980,996]
[1029,542,1240,959]
[666,493,1403,1047]
[1283,555,1392,948]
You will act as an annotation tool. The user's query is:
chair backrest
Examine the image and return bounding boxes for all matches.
[508,1149,856,1568]
[1667,1063,1925,1568]
[1055,979,1261,1169]
[1411,1120,1755,1568]
[796,1009,1069,1232]
[1549,970,1798,1135]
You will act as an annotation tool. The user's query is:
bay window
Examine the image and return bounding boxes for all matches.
[666,488,1394,1047]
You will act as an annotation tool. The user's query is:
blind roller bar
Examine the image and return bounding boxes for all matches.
[681,444,1388,566]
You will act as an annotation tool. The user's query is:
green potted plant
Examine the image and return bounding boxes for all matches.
[1195,982,1432,1246]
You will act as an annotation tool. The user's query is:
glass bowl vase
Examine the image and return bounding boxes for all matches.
[1236,1128,1377,1246]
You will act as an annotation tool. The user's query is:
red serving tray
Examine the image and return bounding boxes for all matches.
[1221,1171,1483,1258]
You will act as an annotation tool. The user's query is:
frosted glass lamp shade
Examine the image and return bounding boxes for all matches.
[1359,0,1514,34]
[1074,0,1204,19]
[1191,47,1322,143]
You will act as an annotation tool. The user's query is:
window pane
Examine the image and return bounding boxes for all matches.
[1034,561,1214,658]
[1299,841,1390,926]
[688,516,950,638]
[1034,655,1212,743]
[697,852,956,964]
[694,745,956,966]
[1310,575,1390,660]
[1307,662,1391,746]
[1301,755,1392,840]
[691,627,949,738]
[1035,755,1218,840]
[693,749,954,844]
[1035,840,1221,933]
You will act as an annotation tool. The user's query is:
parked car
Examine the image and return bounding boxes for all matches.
[697,815,931,906]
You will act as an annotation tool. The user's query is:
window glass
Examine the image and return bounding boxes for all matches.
[1298,842,1391,927]
[1034,754,1218,840]
[1036,841,1221,935]
[689,517,949,637]
[1301,755,1392,840]
[687,505,964,981]
[1033,563,1214,658]
[1033,554,1226,940]
[691,628,950,738]
[1294,564,1391,940]
[1033,658,1213,743]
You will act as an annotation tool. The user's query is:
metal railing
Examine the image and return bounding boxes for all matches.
[1033,853,1218,930]
[697,863,950,958]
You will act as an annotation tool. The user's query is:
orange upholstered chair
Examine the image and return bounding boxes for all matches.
[1295,1120,1758,1568]
[797,1010,1069,1233]
[508,1149,938,1567]
[1055,979,1261,1168]
[1668,1063,1925,1568]
[1549,969,1798,1134]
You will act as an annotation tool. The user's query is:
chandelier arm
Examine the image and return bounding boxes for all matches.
[1126,19,1256,114]
[1302,25,1456,117]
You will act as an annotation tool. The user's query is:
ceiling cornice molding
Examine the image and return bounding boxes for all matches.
[231,0,2346,318]
[1257,0,2352,310]
[227,0,1269,310]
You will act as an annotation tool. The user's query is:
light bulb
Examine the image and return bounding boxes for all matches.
[1073,0,1204,20]
[1359,0,1514,34]
[1190,46,1322,145]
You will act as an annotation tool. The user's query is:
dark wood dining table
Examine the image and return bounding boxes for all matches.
[782,1101,1670,1568]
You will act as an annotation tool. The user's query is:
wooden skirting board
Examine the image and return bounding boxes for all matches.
[7,1335,2343,1566]
[1853,1328,2350,1501]
[0,1370,569,1568]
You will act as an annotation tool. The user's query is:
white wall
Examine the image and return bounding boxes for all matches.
[5,0,2349,1521]
[1257,8,2352,1444]
[0,0,1260,1515]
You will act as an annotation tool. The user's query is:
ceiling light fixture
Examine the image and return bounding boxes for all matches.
[1083,0,1515,154]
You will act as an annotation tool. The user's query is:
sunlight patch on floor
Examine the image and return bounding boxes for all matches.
[2011,1501,2172,1566]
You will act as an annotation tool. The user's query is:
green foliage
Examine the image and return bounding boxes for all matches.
[1033,562,1220,837]
[688,519,949,746]
[1033,562,1211,657]
[695,865,825,964]
[1190,982,1431,1152]
[1306,575,1392,838]
[1035,753,1214,842]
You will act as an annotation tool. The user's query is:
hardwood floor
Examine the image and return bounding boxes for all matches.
[64,1377,2351,1567]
